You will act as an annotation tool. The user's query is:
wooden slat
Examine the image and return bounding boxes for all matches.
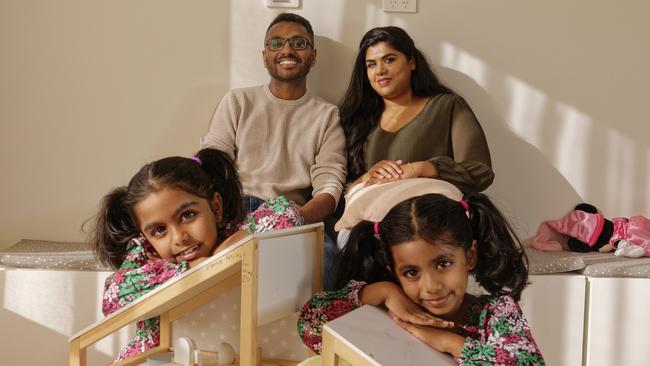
[313,226,324,293]
[112,345,170,366]
[68,338,85,366]
[322,329,337,366]
[239,240,259,366]
[322,327,374,366]
[159,311,171,350]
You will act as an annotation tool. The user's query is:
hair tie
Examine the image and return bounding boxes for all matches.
[373,221,381,239]
[190,156,202,166]
[459,199,469,212]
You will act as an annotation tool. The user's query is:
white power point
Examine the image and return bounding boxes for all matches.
[383,0,417,13]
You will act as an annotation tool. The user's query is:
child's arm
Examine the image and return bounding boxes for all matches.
[298,281,453,355]
[361,281,453,328]
[102,239,188,316]
[456,295,545,365]
[298,280,366,354]
[390,314,465,356]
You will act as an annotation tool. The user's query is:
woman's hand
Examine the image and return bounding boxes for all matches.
[390,313,465,356]
[367,160,405,180]
[364,160,437,185]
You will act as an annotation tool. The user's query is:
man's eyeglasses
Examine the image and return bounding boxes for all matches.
[264,37,313,51]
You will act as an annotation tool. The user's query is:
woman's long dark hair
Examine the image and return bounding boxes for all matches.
[333,193,529,300]
[89,148,242,269]
[339,26,455,180]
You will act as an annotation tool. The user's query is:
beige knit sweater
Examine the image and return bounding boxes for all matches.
[201,85,347,206]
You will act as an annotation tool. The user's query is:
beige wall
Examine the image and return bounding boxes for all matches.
[2,0,649,249]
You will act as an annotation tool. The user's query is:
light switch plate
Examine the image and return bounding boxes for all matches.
[383,0,417,13]
[266,0,300,8]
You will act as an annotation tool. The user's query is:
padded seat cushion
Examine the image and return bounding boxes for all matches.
[0,239,109,271]
[524,241,650,278]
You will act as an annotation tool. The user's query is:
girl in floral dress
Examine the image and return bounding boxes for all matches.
[298,192,545,365]
[90,148,302,363]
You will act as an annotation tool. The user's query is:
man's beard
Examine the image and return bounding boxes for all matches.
[265,60,312,82]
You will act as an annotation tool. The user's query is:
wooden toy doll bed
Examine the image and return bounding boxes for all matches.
[67,223,324,366]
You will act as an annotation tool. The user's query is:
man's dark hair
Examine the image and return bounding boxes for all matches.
[266,13,314,44]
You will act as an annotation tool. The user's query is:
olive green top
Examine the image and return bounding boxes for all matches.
[365,94,494,193]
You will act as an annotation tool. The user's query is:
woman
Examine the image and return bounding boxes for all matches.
[340,26,493,193]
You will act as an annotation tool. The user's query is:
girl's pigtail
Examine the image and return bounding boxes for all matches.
[91,186,139,270]
[195,148,243,224]
[332,221,394,289]
[465,193,529,301]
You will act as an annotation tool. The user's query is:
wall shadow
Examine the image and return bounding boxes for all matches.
[308,36,357,105]
[437,66,581,235]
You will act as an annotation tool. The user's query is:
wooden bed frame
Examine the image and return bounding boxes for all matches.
[68,223,324,366]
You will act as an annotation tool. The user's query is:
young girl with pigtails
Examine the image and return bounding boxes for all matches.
[298,186,545,365]
[90,148,302,362]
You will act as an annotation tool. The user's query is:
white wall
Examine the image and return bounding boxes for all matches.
[2,0,649,249]
[0,0,231,248]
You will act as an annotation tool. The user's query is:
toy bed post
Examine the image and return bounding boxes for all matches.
[322,328,373,366]
[68,223,323,366]
[240,238,259,366]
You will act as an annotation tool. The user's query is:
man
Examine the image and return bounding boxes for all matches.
[201,13,346,289]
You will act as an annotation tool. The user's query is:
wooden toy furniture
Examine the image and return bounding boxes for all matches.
[321,305,456,366]
[68,223,324,366]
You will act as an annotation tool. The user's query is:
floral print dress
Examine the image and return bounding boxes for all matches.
[102,197,302,363]
[298,281,545,366]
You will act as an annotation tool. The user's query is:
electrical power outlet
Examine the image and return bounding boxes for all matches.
[383,0,417,13]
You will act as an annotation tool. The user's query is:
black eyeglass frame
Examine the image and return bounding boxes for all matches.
[264,37,314,51]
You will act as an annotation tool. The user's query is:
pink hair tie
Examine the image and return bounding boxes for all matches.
[459,199,469,211]
[373,221,381,237]
[191,156,202,166]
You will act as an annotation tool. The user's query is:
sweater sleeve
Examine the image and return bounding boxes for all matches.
[428,97,494,193]
[297,280,365,354]
[200,91,240,159]
[102,239,188,316]
[456,296,545,365]
[309,107,347,206]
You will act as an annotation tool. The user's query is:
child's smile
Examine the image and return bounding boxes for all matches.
[174,243,203,262]
[134,187,223,263]
[391,237,477,322]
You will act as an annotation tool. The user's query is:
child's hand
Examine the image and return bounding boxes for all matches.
[360,282,452,328]
[384,288,453,329]
[390,313,465,357]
